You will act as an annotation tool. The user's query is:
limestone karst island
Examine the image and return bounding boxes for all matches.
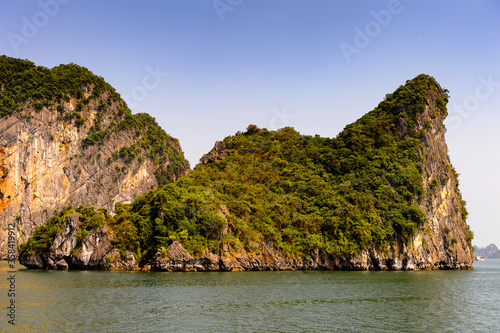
[0,55,474,271]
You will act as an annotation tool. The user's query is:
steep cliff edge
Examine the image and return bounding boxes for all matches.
[19,74,474,270]
[0,56,190,257]
[336,76,473,269]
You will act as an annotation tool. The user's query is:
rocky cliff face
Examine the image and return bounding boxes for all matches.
[201,141,227,164]
[154,75,473,270]
[0,56,190,257]
[392,83,473,269]
[18,73,474,271]
[149,76,473,271]
[336,81,474,270]
[20,212,138,270]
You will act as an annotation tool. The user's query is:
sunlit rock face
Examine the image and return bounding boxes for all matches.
[0,56,190,258]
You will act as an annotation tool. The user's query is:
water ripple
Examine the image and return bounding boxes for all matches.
[0,261,499,332]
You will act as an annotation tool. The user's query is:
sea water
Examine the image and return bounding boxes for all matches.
[1,260,499,332]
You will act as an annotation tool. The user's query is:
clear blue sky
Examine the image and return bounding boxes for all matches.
[1,0,499,248]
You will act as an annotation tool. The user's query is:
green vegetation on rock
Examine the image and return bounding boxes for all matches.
[0,55,189,185]
[21,74,465,266]
[19,206,108,256]
[0,55,114,116]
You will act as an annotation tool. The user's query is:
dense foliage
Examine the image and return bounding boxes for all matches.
[20,74,468,263]
[111,74,439,260]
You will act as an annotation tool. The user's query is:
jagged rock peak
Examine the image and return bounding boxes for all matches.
[201,141,227,164]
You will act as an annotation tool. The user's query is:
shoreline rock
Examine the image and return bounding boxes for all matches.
[19,237,473,271]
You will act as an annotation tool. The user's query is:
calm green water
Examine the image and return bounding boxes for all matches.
[1,261,499,332]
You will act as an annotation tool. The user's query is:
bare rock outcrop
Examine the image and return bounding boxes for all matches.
[19,213,116,269]
[201,141,227,164]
